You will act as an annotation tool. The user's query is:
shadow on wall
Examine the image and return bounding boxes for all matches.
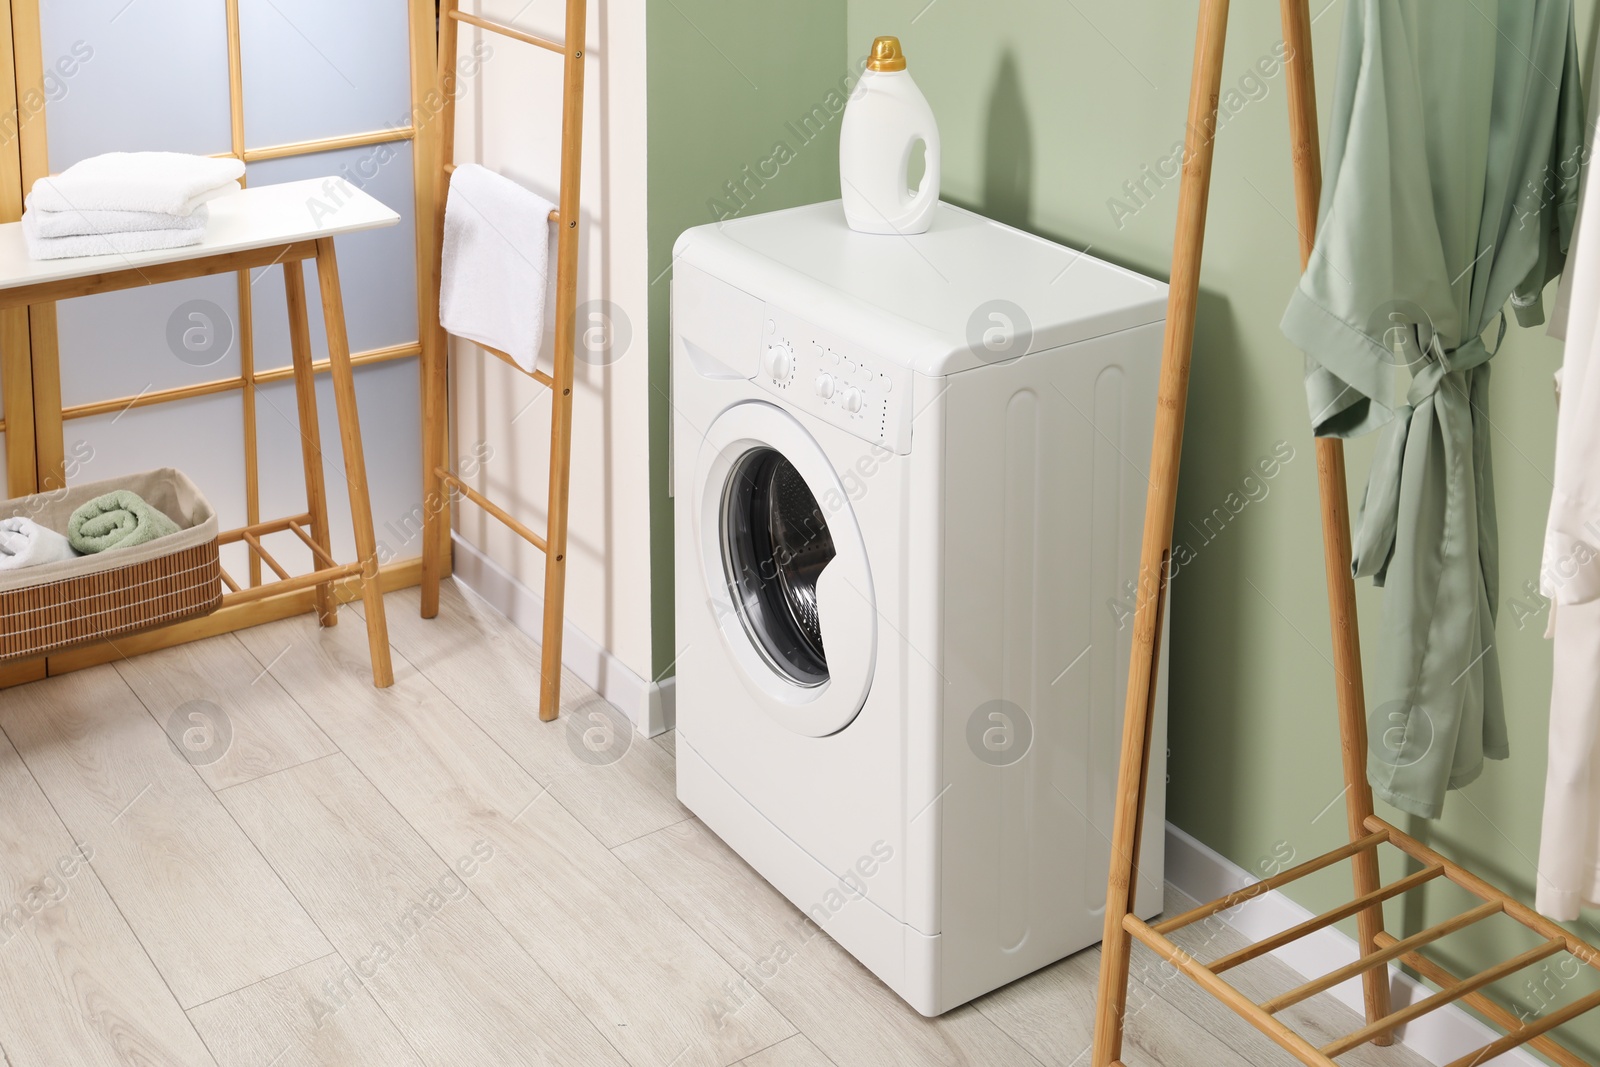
[982,50,1033,229]
[1165,287,1253,845]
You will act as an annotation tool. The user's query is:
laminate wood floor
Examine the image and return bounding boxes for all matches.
[0,581,1438,1067]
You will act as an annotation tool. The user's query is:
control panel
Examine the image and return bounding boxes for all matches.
[756,306,914,454]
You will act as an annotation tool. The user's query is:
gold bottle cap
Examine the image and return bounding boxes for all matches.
[868,36,907,73]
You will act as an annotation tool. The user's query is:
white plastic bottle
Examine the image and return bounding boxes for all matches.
[839,36,941,235]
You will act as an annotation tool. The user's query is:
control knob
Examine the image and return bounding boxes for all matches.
[841,387,864,414]
[814,373,836,399]
[762,342,794,381]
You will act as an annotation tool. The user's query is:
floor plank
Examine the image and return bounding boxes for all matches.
[236,607,795,1066]
[739,1034,834,1066]
[973,939,1275,1066]
[616,817,1043,1067]
[0,588,1454,1067]
[0,666,331,1008]
[0,725,216,1065]
[187,952,426,1067]
[112,633,338,791]
[382,583,689,849]
[220,752,624,1067]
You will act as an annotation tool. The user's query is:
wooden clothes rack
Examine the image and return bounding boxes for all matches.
[420,0,587,721]
[1094,2,1600,1065]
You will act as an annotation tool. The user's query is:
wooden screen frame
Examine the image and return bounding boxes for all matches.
[0,0,31,501]
[0,0,440,682]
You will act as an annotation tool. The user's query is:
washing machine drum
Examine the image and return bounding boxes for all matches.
[697,403,877,737]
[722,448,835,687]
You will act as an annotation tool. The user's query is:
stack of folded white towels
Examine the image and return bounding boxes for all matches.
[21,151,245,260]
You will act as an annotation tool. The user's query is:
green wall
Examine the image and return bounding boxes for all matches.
[646,1,850,679]
[839,0,1600,1049]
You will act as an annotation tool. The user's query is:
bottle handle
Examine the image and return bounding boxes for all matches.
[904,126,940,219]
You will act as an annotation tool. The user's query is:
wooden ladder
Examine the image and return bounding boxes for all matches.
[1092,1,1600,1065]
[420,0,587,722]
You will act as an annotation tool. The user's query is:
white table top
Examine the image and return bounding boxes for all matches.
[0,177,401,291]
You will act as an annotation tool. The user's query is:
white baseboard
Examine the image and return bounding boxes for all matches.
[1164,823,1543,1066]
[450,535,675,737]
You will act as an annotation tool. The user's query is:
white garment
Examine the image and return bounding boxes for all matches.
[28,152,244,216]
[1537,84,1600,919]
[21,209,203,260]
[0,517,76,571]
[1539,597,1600,919]
[1548,19,1600,342]
[25,198,222,239]
[1543,147,1600,607]
[439,163,555,374]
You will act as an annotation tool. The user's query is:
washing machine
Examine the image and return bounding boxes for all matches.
[671,200,1170,1016]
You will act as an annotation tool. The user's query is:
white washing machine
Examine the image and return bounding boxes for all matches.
[671,200,1169,1016]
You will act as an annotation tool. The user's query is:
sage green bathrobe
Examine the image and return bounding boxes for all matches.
[1281,0,1585,818]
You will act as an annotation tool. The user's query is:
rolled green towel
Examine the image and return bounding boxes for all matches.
[67,490,181,554]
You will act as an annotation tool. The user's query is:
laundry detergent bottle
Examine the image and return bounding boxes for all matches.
[840,36,941,235]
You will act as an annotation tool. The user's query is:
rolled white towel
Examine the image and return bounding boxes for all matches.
[29,152,245,216]
[0,516,77,571]
[21,210,204,260]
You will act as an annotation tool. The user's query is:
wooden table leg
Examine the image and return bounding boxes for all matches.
[26,305,63,491]
[1,304,36,498]
[283,261,338,628]
[312,237,393,688]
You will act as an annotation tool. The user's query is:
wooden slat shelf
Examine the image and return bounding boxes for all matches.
[218,513,364,611]
[1153,829,1390,936]
[1127,832,1600,1065]
[1207,865,1445,976]
[1259,902,1502,1016]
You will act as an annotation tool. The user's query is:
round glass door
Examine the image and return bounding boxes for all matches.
[695,401,875,736]
[720,448,837,688]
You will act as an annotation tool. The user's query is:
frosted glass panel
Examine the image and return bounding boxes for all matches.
[67,395,247,522]
[239,0,411,147]
[57,274,241,408]
[255,357,422,570]
[249,142,419,371]
[40,0,231,166]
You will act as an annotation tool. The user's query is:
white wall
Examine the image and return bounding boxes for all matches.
[450,0,654,686]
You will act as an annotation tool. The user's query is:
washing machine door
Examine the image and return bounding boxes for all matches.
[696,402,876,736]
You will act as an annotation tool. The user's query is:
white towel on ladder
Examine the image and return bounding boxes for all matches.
[440,164,557,374]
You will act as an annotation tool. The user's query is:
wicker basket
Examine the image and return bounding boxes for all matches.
[0,468,221,661]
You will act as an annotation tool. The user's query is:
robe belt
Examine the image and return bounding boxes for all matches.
[1351,314,1506,584]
